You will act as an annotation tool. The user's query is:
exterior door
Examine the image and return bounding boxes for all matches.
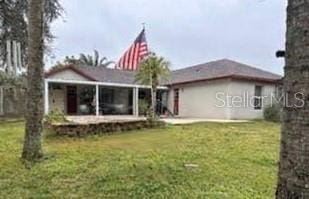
[173,89,179,115]
[50,89,65,113]
[67,86,77,114]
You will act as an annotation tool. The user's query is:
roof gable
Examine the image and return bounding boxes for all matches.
[45,65,97,81]
[75,66,138,85]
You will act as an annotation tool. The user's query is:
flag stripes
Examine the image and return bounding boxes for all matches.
[116,29,149,70]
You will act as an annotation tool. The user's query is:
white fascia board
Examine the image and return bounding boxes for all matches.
[45,78,169,90]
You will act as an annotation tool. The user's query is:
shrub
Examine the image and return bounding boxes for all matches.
[263,104,281,122]
[45,109,68,124]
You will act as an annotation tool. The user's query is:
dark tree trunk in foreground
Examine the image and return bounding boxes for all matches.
[22,0,44,161]
[276,0,309,198]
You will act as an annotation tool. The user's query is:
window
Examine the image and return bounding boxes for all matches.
[254,85,263,110]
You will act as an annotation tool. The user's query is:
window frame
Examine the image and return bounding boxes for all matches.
[254,85,263,110]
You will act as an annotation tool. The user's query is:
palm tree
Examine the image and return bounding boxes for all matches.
[22,0,44,161]
[63,55,81,65]
[276,1,309,198]
[79,50,114,67]
[135,54,170,119]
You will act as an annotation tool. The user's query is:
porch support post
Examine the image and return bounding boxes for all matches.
[96,84,99,116]
[133,87,139,117]
[44,80,49,115]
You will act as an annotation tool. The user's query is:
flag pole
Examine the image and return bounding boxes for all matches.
[142,22,146,30]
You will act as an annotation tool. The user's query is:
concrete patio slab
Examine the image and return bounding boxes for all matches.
[67,115,146,124]
[66,116,249,125]
[161,118,249,125]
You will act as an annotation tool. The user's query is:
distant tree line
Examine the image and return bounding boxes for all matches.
[60,50,114,68]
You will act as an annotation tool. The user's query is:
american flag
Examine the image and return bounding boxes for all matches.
[116,29,149,70]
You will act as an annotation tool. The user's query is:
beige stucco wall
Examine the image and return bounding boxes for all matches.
[168,79,231,119]
[167,79,277,120]
[227,80,276,120]
[48,69,89,81]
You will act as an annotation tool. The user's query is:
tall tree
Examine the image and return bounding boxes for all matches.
[135,54,170,119]
[0,0,62,72]
[22,0,44,161]
[276,0,309,198]
[79,50,114,67]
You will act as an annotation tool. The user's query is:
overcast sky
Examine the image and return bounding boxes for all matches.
[50,0,287,75]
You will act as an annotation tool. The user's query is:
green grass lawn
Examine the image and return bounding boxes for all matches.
[0,121,280,199]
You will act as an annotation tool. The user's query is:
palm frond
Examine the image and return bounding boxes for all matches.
[100,61,115,68]
[99,57,107,65]
[87,55,93,65]
[135,54,170,86]
[78,51,113,67]
[79,54,88,65]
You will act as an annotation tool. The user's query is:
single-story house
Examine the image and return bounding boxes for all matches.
[44,59,281,120]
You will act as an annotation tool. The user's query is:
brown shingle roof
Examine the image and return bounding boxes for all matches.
[167,59,282,85]
[45,64,139,85]
[75,65,138,85]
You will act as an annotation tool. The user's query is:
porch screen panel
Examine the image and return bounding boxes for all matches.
[99,87,133,115]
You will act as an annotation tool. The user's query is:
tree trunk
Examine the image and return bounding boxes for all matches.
[22,0,44,161]
[150,86,157,119]
[276,1,309,198]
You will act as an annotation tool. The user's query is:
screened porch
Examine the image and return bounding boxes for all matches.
[45,79,168,117]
